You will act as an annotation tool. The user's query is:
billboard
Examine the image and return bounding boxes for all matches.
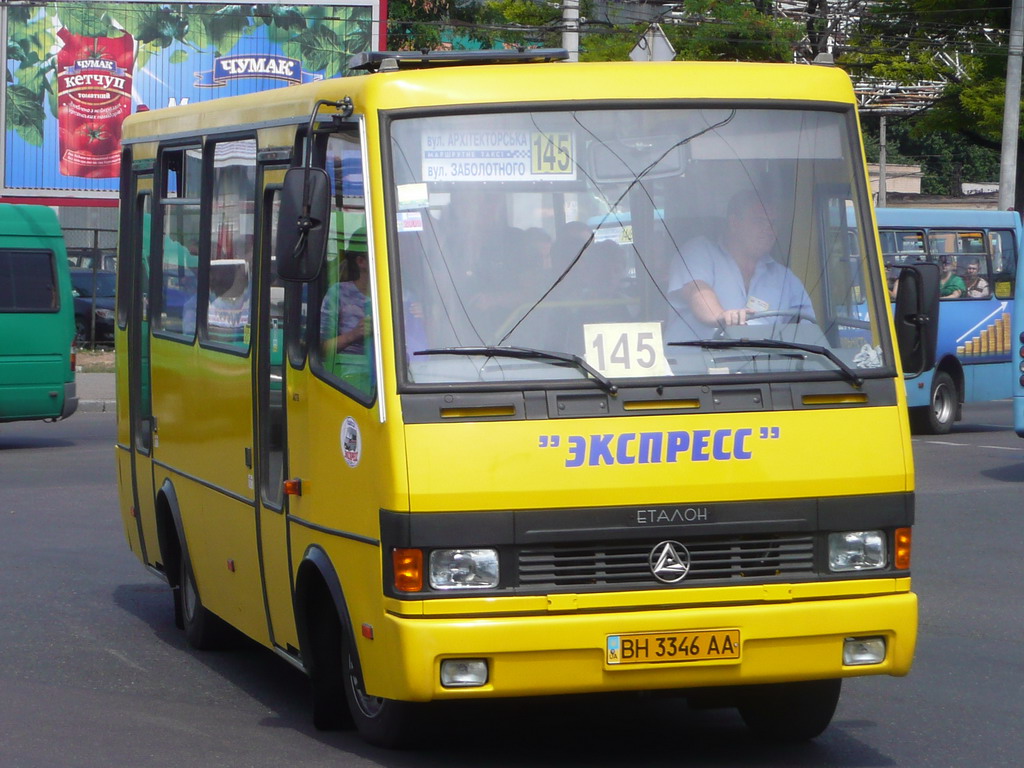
[5,2,377,193]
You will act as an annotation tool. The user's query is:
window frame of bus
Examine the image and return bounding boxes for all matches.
[259,180,287,512]
[201,133,258,356]
[988,228,1016,300]
[816,185,890,354]
[380,100,895,392]
[302,120,377,407]
[284,125,312,371]
[927,229,994,301]
[115,145,135,330]
[153,142,202,343]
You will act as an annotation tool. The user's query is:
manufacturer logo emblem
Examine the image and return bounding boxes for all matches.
[341,416,361,468]
[649,540,690,583]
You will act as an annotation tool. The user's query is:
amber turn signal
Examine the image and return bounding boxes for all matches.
[393,548,423,592]
[894,527,912,569]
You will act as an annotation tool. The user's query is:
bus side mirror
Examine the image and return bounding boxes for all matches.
[893,261,939,376]
[276,167,330,282]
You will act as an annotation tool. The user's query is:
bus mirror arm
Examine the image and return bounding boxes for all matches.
[275,98,354,283]
[893,262,940,377]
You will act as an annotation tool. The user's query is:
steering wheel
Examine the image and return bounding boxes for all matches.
[749,308,812,324]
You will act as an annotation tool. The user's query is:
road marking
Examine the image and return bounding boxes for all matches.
[106,648,146,672]
[917,439,1024,452]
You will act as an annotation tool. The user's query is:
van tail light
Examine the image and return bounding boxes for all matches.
[70,348,77,372]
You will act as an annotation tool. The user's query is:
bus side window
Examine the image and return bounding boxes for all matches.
[157,147,200,339]
[311,129,375,402]
[205,138,257,350]
[990,230,1016,299]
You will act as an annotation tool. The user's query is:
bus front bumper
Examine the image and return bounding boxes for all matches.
[366,587,917,702]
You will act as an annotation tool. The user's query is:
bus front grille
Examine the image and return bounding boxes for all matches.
[517,534,815,588]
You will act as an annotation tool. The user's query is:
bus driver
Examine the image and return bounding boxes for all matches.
[665,190,814,341]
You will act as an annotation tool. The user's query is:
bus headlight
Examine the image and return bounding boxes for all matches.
[828,531,886,572]
[429,549,499,589]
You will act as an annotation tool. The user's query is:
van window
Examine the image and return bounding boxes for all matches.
[0,250,58,312]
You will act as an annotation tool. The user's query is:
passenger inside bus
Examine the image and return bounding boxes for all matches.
[938,255,965,299]
[963,258,990,298]
[207,259,251,344]
[320,245,373,393]
[665,189,814,341]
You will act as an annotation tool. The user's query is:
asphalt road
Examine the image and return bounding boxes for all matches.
[1,405,1022,768]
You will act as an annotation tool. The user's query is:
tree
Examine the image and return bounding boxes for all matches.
[841,0,1018,207]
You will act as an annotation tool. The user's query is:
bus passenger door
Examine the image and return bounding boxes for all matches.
[254,179,298,651]
[126,184,161,567]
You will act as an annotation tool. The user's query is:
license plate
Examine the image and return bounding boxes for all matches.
[607,629,740,665]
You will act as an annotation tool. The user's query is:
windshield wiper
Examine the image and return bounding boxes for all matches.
[415,345,618,394]
[670,339,864,387]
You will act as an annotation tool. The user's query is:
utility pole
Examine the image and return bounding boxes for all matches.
[999,0,1024,210]
[562,0,579,62]
[878,115,887,207]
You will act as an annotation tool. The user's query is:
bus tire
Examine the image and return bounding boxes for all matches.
[180,547,232,650]
[343,642,423,749]
[308,599,352,731]
[737,678,841,742]
[911,370,957,435]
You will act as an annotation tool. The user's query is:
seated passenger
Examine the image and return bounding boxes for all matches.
[665,190,813,340]
[938,255,965,299]
[321,249,372,393]
[207,261,250,344]
[963,258,989,298]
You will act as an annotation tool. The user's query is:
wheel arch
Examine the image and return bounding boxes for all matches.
[155,478,186,590]
[294,546,360,678]
[936,354,965,404]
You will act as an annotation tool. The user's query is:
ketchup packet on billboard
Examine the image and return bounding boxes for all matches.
[56,28,134,179]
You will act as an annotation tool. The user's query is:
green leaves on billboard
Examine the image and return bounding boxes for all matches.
[6,3,373,149]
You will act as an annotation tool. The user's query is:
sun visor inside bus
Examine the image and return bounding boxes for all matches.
[588,135,690,183]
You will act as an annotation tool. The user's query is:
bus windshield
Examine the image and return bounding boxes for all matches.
[388,106,892,389]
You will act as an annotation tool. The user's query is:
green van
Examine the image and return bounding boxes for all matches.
[0,204,77,423]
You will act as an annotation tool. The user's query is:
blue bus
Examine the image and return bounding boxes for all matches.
[876,208,1021,433]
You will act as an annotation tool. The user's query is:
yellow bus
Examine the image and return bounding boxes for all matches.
[116,49,927,747]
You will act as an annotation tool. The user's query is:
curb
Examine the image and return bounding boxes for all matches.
[79,399,116,413]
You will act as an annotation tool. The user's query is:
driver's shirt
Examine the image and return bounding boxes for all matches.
[666,235,814,341]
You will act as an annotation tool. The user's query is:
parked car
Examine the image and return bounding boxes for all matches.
[69,268,116,344]
[67,246,117,272]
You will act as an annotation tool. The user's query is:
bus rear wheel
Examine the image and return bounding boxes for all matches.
[737,678,841,742]
[179,548,232,650]
[910,370,957,435]
[343,643,423,749]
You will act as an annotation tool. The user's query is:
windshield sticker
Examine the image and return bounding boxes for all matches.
[421,130,576,182]
[341,416,361,468]
[584,322,672,378]
[539,427,780,468]
[853,344,883,368]
[397,182,429,210]
[397,210,424,233]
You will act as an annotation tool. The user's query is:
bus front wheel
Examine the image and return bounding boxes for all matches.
[737,678,841,741]
[343,643,423,749]
[910,370,957,435]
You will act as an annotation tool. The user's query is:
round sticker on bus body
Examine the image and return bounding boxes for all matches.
[341,417,361,468]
